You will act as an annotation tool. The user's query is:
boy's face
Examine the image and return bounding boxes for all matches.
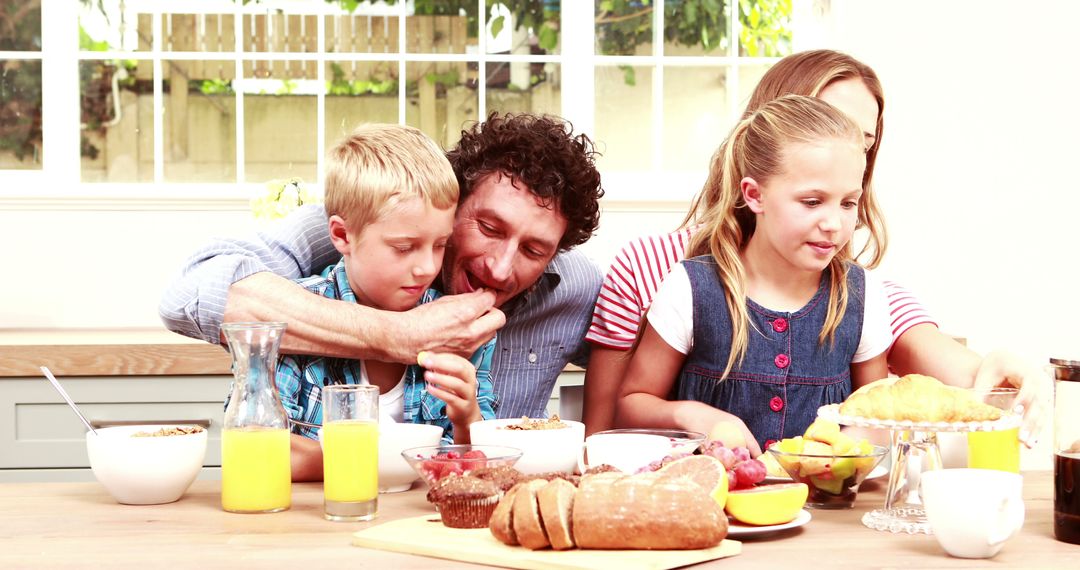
[441,173,568,308]
[330,196,455,312]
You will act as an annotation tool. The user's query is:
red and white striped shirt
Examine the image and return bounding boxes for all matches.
[585,226,936,350]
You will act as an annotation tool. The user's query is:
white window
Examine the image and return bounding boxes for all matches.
[2,0,794,203]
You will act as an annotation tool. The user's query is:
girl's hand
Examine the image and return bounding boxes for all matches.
[973,349,1049,447]
[677,404,762,457]
[418,351,482,441]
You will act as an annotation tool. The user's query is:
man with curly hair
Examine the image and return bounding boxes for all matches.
[160,113,605,419]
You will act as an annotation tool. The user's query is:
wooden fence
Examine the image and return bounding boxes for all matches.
[135,12,471,82]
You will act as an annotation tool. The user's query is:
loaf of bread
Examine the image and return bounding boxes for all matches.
[489,472,727,551]
[840,374,1002,422]
[537,478,576,551]
[572,473,727,550]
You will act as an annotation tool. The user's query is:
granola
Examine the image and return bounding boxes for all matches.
[502,415,568,431]
[131,426,205,437]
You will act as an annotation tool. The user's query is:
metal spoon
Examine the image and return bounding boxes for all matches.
[40,366,99,436]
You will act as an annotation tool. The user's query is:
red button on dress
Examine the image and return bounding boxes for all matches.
[769,396,784,412]
[774,353,790,369]
[772,318,788,333]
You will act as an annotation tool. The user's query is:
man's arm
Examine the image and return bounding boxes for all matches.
[225,273,505,363]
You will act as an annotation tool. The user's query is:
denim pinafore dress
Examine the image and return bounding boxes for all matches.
[676,256,866,451]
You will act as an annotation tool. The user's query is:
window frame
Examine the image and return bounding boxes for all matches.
[4,0,798,207]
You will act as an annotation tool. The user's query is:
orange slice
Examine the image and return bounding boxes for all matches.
[656,455,729,509]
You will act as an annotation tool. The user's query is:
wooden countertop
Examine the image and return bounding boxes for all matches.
[0,471,1076,568]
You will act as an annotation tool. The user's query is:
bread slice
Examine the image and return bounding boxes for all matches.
[536,477,576,550]
[512,479,551,550]
[488,484,522,546]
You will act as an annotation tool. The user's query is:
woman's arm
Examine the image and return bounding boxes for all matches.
[887,323,982,388]
[581,346,631,436]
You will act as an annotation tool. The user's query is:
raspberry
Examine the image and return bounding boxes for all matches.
[462,450,487,459]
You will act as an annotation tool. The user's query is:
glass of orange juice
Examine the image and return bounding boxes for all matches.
[322,384,379,521]
[966,387,1021,473]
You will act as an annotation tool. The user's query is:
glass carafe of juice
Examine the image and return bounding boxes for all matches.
[221,322,291,513]
[1051,357,1080,544]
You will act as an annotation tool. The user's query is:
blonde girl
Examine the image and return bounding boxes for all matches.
[615,95,890,455]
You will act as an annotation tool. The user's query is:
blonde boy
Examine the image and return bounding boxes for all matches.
[276,124,496,481]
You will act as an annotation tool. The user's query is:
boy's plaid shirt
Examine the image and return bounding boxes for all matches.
[270,259,496,443]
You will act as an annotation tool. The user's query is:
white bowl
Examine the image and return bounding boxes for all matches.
[86,424,208,505]
[469,418,585,474]
[377,423,444,493]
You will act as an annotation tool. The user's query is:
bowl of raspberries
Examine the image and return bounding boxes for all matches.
[402,444,523,487]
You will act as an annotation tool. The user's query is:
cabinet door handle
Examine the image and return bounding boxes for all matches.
[90,419,212,429]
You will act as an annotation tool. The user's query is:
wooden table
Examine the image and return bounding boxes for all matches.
[1,471,1076,568]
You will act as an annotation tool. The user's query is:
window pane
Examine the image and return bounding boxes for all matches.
[325,60,400,147]
[1,2,41,51]
[0,60,42,170]
[405,61,478,151]
[406,10,476,55]
[163,60,237,183]
[486,1,561,56]
[594,64,652,171]
[325,13,399,54]
[738,0,793,57]
[737,63,771,109]
[485,62,560,117]
[242,60,317,184]
[596,3,652,55]
[80,60,151,182]
[663,66,730,172]
[663,0,730,56]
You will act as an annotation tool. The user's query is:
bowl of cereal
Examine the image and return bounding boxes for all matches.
[469,416,585,474]
[86,424,208,505]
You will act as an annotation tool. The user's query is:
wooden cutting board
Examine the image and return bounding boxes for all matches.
[352,515,741,570]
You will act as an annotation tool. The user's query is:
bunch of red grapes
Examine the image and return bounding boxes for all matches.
[640,441,766,490]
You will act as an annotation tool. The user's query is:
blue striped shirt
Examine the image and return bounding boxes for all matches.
[275,259,496,443]
[160,204,602,420]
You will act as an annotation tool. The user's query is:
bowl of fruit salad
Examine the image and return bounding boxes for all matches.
[766,419,888,509]
[402,444,523,488]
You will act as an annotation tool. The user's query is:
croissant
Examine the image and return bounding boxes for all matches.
[840,374,1002,423]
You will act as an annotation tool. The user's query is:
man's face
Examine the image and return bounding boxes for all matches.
[441,173,569,308]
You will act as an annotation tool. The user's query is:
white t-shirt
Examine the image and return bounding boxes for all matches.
[648,265,892,363]
[359,361,406,423]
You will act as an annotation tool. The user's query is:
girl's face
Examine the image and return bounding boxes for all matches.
[743,139,866,276]
[330,196,455,312]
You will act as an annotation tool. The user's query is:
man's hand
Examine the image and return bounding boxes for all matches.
[419,351,483,444]
[394,291,505,361]
[973,349,1049,447]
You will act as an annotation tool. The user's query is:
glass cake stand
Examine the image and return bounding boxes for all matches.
[817,404,1022,534]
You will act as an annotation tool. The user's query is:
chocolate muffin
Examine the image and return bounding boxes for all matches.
[426,474,500,529]
[469,465,523,492]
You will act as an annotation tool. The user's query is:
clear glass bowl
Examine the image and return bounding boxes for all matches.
[401,444,522,487]
[767,444,888,509]
[591,428,707,456]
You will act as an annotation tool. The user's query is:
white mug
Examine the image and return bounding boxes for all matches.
[579,433,672,474]
[921,468,1025,558]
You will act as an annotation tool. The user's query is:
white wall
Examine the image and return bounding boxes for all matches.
[818,0,1080,364]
